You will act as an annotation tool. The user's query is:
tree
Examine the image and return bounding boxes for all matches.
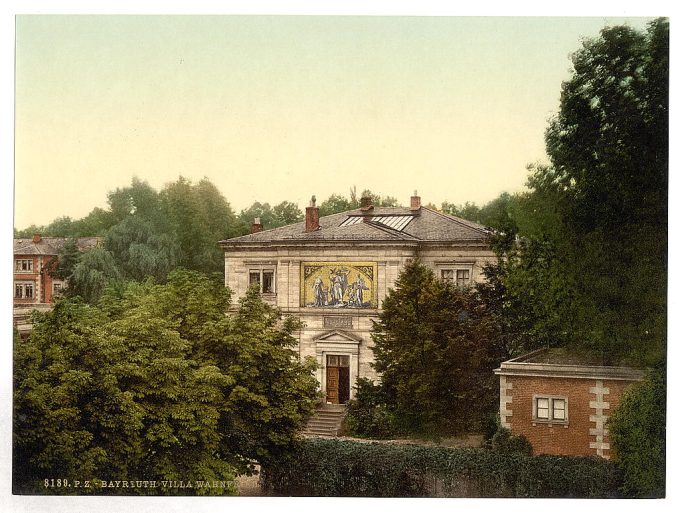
[272,200,303,226]
[104,216,179,282]
[481,20,668,366]
[319,194,354,217]
[534,19,668,364]
[371,259,503,435]
[608,364,666,497]
[13,270,319,494]
[68,247,121,304]
[47,238,81,281]
[162,176,238,272]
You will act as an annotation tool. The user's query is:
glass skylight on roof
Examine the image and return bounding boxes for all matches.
[340,215,414,231]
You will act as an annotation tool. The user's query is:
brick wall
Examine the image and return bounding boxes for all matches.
[503,374,637,459]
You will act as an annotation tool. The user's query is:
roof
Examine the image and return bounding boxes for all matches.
[14,237,101,256]
[494,348,645,381]
[220,206,490,246]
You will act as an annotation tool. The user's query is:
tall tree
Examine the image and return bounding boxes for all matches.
[371,259,502,435]
[490,19,668,365]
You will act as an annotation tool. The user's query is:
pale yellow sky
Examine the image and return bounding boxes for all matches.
[14,15,654,227]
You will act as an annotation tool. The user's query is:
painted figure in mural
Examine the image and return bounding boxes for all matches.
[313,276,325,307]
[330,268,349,306]
[354,275,368,306]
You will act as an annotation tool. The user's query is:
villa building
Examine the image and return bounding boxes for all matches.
[220,193,496,404]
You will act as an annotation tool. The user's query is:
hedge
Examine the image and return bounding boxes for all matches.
[261,438,621,497]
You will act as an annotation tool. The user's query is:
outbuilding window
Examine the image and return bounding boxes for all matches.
[533,396,568,423]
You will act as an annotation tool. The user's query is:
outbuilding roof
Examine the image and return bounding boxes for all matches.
[220,206,490,246]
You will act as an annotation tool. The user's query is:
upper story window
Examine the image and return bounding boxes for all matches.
[15,259,33,272]
[249,268,275,294]
[440,267,471,287]
[533,395,568,423]
[15,281,34,299]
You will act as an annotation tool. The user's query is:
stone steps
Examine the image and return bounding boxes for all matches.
[302,405,347,437]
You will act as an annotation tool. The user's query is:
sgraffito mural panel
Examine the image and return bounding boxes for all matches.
[301,262,377,308]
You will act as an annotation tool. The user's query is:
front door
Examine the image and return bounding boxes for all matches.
[326,355,350,404]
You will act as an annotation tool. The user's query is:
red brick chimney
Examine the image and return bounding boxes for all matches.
[32,234,42,243]
[250,217,263,234]
[305,196,320,232]
[410,190,421,211]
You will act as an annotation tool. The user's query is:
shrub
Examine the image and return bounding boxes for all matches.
[491,426,533,456]
[609,365,666,497]
[261,438,620,498]
[345,378,397,439]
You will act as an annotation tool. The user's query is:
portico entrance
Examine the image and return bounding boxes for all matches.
[326,354,350,404]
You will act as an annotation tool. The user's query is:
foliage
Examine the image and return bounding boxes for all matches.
[490,426,533,456]
[608,364,666,497]
[345,378,397,439]
[236,200,303,233]
[68,247,121,304]
[261,438,620,498]
[370,259,504,436]
[13,270,318,495]
[521,20,667,365]
[318,187,401,216]
[104,216,179,282]
[47,238,81,281]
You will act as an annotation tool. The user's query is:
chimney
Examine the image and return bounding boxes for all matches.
[32,234,42,243]
[410,190,421,211]
[250,217,263,234]
[305,196,320,232]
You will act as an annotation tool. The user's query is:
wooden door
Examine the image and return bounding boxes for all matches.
[326,367,340,404]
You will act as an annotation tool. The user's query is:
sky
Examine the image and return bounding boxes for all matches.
[14,15,655,228]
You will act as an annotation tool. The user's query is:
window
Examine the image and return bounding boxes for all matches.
[440,267,472,287]
[15,259,33,272]
[53,282,63,295]
[15,281,34,299]
[533,396,568,423]
[456,269,470,287]
[249,268,275,294]
[327,355,350,367]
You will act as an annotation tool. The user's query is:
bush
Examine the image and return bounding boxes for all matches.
[345,378,397,439]
[609,365,666,497]
[261,438,620,498]
[491,426,533,456]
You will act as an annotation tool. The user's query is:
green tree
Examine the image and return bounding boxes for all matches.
[162,176,237,271]
[481,20,668,366]
[14,270,319,494]
[104,216,179,282]
[371,259,503,435]
[318,194,354,217]
[535,19,668,364]
[47,238,81,281]
[68,247,121,304]
[609,365,666,497]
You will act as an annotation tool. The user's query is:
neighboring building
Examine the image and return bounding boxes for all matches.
[494,348,645,459]
[220,193,496,404]
[13,235,100,306]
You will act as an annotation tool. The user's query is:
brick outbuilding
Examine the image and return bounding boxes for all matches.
[494,348,645,459]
